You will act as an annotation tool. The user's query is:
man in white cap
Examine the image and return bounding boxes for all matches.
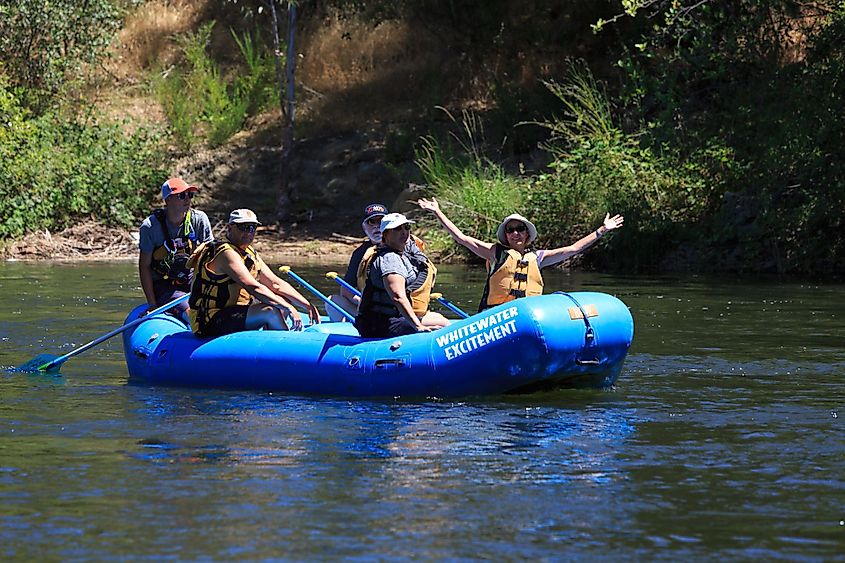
[187,208,320,337]
[138,177,213,316]
[417,198,624,311]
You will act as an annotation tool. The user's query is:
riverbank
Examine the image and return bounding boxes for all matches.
[0,219,361,264]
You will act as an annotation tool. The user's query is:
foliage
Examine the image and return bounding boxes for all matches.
[152,21,278,150]
[527,62,727,269]
[0,81,166,240]
[597,0,845,273]
[0,0,130,112]
[415,110,525,255]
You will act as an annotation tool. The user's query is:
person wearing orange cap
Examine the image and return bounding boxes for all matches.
[187,209,321,336]
[417,198,624,311]
[138,177,213,316]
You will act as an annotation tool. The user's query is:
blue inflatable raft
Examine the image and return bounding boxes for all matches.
[121,292,634,397]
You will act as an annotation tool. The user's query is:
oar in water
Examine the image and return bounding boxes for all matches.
[325,271,469,319]
[278,266,355,322]
[15,293,191,374]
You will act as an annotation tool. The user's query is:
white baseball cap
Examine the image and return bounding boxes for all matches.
[380,213,415,232]
[228,209,262,224]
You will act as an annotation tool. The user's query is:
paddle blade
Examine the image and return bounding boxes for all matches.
[13,353,63,374]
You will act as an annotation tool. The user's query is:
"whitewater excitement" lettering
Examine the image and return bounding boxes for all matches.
[435,306,519,360]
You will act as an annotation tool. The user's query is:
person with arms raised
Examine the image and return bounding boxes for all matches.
[417,198,624,311]
[188,209,320,337]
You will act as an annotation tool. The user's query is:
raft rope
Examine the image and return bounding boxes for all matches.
[555,291,600,365]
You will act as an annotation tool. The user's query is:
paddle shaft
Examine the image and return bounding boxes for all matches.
[327,272,469,319]
[39,293,190,371]
[280,268,355,322]
[431,293,469,319]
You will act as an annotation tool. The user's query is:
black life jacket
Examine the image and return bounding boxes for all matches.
[150,209,198,286]
[358,245,435,318]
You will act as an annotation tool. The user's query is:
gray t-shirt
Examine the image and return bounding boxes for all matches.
[368,248,422,290]
[139,209,213,281]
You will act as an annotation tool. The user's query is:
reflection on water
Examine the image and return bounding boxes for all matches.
[1,261,844,559]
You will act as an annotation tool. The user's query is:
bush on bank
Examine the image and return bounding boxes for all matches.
[0,82,166,240]
[417,63,727,271]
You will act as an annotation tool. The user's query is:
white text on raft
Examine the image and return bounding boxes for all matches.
[435,306,519,360]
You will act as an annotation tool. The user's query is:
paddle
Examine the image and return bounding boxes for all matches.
[325,271,469,319]
[278,266,355,322]
[15,293,190,374]
[429,292,470,319]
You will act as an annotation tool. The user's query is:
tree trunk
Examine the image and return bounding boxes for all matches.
[270,1,297,222]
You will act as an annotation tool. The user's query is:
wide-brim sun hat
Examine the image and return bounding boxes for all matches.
[380,212,415,232]
[496,213,537,245]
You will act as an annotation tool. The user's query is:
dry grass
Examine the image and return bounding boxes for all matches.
[110,0,206,79]
[295,15,455,129]
[95,3,472,134]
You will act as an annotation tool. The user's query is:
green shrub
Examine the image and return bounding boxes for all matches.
[0,0,124,112]
[153,22,279,150]
[0,82,167,240]
[415,124,526,256]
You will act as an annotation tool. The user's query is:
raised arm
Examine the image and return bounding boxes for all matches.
[416,197,496,261]
[540,213,624,268]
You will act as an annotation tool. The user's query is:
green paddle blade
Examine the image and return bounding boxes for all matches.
[13,353,63,374]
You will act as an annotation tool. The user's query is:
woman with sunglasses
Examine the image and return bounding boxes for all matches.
[138,177,213,318]
[187,209,321,337]
[355,213,450,338]
[417,198,624,311]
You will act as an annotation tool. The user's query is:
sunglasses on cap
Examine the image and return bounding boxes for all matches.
[505,224,527,234]
[169,192,195,200]
[234,223,258,233]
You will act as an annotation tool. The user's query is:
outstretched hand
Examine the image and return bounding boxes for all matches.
[416,198,440,213]
[603,213,624,232]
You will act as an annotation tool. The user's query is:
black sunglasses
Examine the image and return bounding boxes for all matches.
[234,223,258,233]
[170,192,195,200]
[505,224,527,234]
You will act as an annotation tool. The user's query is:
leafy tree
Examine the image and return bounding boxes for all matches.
[0,0,128,112]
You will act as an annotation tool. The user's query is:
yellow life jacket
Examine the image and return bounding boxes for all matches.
[187,240,264,335]
[408,258,436,316]
[356,234,428,293]
[359,242,436,318]
[479,244,544,311]
[150,208,198,286]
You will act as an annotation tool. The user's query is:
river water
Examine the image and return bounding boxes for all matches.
[1,261,843,560]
